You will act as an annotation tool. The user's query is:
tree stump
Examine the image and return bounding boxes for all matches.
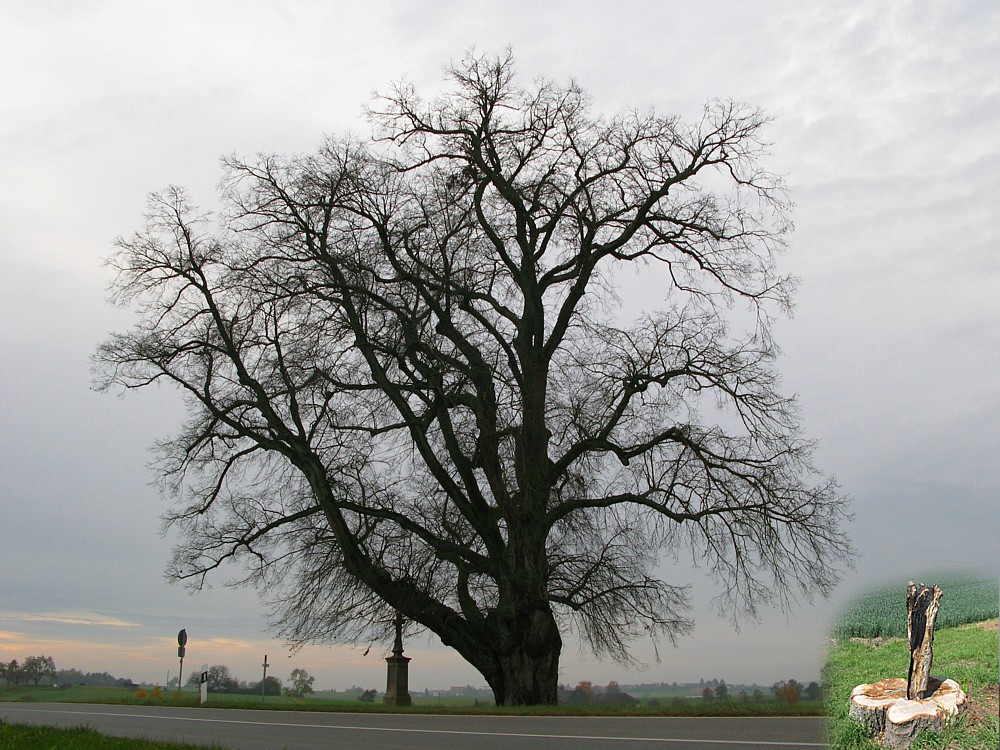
[848,582,966,749]
[849,677,967,749]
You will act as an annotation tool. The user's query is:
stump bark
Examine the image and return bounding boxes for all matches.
[849,677,967,749]
[906,582,942,700]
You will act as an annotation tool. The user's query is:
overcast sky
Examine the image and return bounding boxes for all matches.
[1,0,997,692]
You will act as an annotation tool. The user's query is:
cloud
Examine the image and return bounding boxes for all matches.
[3,612,141,628]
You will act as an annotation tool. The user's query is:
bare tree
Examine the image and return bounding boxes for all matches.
[95,51,852,705]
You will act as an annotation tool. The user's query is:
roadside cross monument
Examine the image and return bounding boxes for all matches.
[383,612,412,706]
[260,654,269,704]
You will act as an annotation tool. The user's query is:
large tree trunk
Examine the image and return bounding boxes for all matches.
[487,606,563,706]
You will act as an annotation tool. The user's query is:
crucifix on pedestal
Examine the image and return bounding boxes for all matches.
[383,611,412,706]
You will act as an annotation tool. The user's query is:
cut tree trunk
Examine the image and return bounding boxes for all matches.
[906,582,942,700]
[850,677,967,749]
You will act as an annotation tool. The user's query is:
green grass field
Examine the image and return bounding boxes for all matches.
[825,574,999,749]
[1,683,822,717]
[0,720,230,750]
[832,576,998,640]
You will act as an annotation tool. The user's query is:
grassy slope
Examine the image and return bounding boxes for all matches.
[824,622,999,749]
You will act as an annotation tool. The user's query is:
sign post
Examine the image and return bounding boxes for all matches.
[176,629,188,694]
[199,670,208,704]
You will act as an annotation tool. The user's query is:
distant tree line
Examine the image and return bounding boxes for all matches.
[56,669,131,688]
[2,657,321,697]
[182,664,317,697]
[184,664,284,695]
[701,679,823,704]
[0,656,56,687]
[561,680,639,706]
[554,677,824,707]
[0,660,148,690]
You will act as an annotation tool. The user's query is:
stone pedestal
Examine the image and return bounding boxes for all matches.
[383,654,412,706]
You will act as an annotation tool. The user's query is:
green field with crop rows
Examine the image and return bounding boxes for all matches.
[831,575,998,640]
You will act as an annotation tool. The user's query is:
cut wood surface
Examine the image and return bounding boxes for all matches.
[849,676,967,749]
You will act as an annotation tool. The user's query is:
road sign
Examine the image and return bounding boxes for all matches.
[176,629,188,690]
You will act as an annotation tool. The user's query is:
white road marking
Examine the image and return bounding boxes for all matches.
[3,706,828,746]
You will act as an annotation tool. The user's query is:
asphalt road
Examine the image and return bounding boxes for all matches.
[0,703,829,749]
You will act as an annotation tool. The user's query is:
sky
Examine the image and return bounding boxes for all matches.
[1,0,997,693]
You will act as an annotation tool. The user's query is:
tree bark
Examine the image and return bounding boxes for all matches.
[486,606,563,706]
[906,582,942,700]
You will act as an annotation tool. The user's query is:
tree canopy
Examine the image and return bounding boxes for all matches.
[96,51,852,705]
[0,656,56,687]
[286,667,315,697]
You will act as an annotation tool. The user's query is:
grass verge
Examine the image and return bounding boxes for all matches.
[0,720,230,750]
[824,620,999,749]
[1,685,822,717]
